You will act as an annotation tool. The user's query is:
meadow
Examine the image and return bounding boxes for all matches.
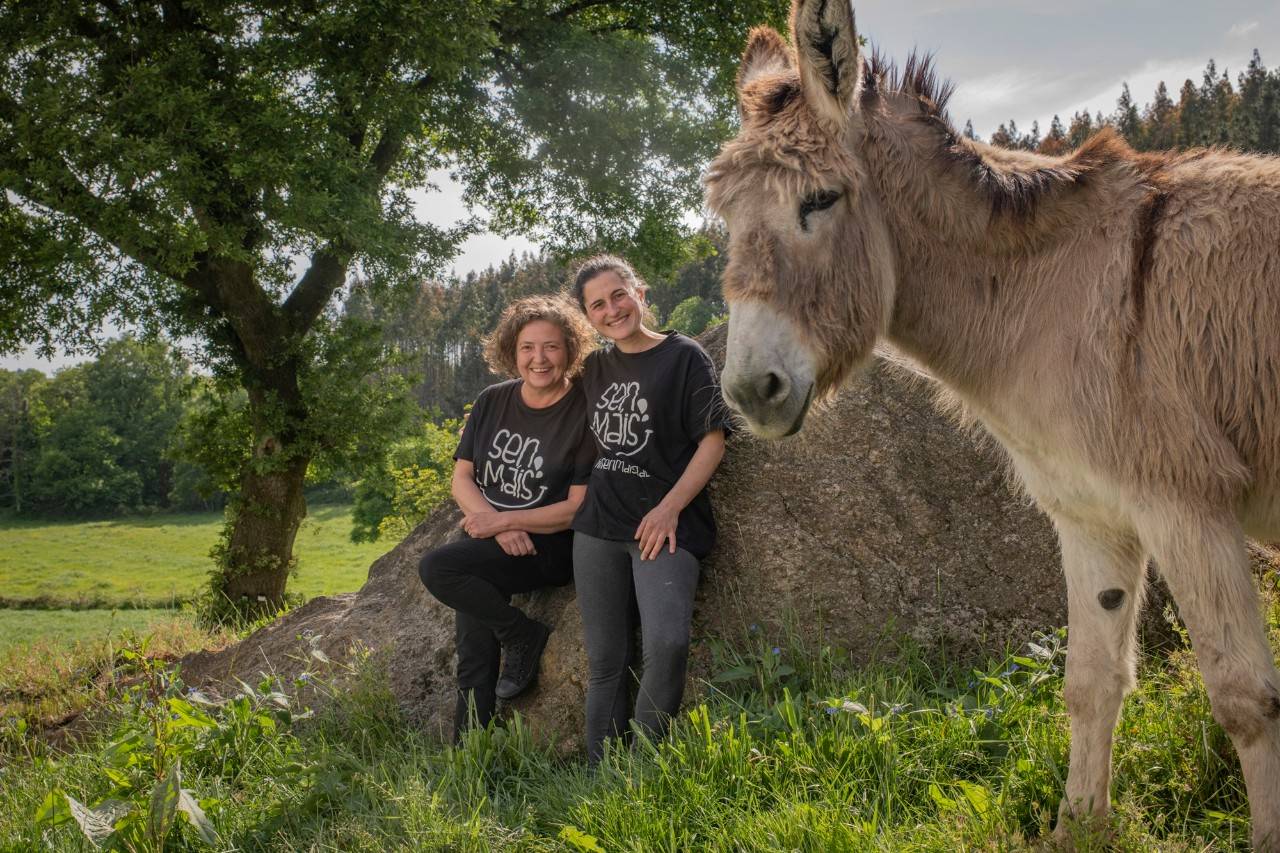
[0,504,388,611]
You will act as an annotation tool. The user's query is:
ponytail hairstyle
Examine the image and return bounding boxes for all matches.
[569,254,658,326]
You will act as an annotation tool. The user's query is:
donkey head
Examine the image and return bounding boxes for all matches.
[706,0,895,437]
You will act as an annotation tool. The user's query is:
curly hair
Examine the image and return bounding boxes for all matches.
[483,294,597,379]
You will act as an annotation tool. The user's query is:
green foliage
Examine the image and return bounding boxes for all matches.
[667,296,717,337]
[8,607,1276,850]
[2,337,192,516]
[33,650,309,851]
[350,415,463,542]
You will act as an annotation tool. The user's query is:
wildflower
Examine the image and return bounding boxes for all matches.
[297,673,312,684]
[749,623,760,634]
[771,647,781,656]
[825,706,839,715]
[886,703,907,716]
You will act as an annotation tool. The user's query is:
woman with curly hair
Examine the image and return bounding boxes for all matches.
[419,294,598,737]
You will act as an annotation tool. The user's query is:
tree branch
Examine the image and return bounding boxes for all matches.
[0,111,180,283]
[281,247,351,334]
[550,0,615,21]
[282,72,435,334]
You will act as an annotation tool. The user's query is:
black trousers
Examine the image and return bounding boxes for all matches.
[418,531,574,735]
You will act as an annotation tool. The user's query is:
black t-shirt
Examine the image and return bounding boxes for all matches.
[572,332,731,558]
[455,380,596,510]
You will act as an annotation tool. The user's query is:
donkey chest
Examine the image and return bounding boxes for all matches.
[982,416,1133,530]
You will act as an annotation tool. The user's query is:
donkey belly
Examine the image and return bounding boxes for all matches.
[995,432,1134,535]
[1240,487,1280,541]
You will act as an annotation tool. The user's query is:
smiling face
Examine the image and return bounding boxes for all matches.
[581,270,648,344]
[704,1,895,438]
[515,319,570,392]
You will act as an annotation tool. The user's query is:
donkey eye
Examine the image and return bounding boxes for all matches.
[798,189,842,231]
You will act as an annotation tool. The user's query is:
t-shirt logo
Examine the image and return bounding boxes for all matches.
[479,428,548,508]
[591,381,653,457]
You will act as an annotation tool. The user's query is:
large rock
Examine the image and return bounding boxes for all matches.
[181,326,1074,750]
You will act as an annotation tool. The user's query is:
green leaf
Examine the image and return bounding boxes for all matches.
[558,824,605,852]
[166,698,216,729]
[927,783,956,812]
[146,764,181,847]
[177,789,219,847]
[102,732,144,768]
[711,665,755,683]
[957,781,992,817]
[34,790,72,828]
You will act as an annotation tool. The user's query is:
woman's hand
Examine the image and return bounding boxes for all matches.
[635,501,680,561]
[495,530,537,556]
[462,511,508,539]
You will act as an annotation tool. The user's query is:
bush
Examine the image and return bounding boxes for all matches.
[349,415,462,542]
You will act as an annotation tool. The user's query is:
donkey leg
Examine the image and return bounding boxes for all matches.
[1137,508,1280,852]
[1054,523,1146,838]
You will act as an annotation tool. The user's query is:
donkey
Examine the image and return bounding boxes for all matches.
[706,0,1280,846]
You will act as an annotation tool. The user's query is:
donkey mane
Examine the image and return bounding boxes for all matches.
[863,47,1135,222]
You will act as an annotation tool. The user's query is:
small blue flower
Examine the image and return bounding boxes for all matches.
[749,623,759,634]
[825,706,839,715]
[771,647,781,656]
[298,673,312,684]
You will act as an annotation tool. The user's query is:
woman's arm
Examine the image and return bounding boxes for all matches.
[635,429,726,560]
[452,459,540,555]
[461,484,587,537]
[451,459,496,517]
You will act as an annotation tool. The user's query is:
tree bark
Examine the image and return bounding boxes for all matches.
[218,451,308,616]
[208,271,315,616]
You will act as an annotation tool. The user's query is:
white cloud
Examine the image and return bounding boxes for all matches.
[1228,20,1260,38]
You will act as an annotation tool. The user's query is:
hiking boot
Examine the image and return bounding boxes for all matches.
[495,619,551,700]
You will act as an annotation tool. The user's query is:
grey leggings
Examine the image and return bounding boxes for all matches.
[573,531,700,763]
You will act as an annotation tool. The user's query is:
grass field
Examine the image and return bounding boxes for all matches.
[0,608,183,648]
[0,504,389,609]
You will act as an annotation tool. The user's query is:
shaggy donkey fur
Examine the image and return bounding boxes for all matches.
[706,0,1280,847]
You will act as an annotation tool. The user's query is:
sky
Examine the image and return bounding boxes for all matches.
[5,1,1278,373]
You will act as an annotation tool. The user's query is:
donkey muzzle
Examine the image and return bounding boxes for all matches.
[721,301,817,438]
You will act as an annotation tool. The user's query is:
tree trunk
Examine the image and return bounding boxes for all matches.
[213,346,311,619]
[218,453,309,615]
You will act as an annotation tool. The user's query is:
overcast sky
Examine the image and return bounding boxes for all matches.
[6,1,1277,372]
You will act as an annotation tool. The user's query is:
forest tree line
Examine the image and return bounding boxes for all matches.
[977,52,1280,155]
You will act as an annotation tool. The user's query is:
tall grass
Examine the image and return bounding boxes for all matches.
[4,597,1274,852]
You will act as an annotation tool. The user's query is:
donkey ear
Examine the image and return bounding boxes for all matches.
[737,27,793,92]
[790,0,862,127]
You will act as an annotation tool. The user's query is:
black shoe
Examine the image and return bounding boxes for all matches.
[495,620,551,701]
